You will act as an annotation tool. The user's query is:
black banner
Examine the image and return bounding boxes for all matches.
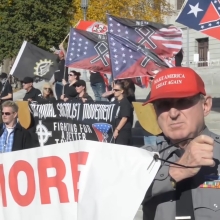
[29,101,119,146]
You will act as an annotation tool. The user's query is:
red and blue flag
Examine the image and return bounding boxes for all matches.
[65,28,111,73]
[92,123,113,143]
[107,32,168,79]
[107,14,183,62]
[176,0,220,40]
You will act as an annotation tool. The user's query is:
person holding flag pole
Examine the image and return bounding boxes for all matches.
[53,34,69,100]
[0,73,13,123]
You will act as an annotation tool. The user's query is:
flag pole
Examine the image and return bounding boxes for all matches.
[186,27,189,67]
[61,33,70,45]
[60,19,81,45]
[61,28,71,96]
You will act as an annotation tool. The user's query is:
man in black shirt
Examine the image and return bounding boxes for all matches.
[22,77,41,101]
[53,47,68,100]
[0,73,13,103]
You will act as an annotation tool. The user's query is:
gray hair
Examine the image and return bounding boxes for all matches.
[2,101,19,113]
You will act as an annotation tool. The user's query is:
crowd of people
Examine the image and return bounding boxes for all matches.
[0,65,218,220]
[0,46,218,220]
[20,70,136,146]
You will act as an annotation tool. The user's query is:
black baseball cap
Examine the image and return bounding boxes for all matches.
[0,72,7,79]
[75,80,86,87]
[22,77,33,83]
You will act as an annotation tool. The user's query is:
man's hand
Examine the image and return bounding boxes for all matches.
[169,135,215,182]
[113,129,119,139]
[27,98,32,102]
[62,79,67,86]
[60,94,65,100]
[64,97,69,102]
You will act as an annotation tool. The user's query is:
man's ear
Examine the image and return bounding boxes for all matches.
[203,95,212,117]
[14,112,18,119]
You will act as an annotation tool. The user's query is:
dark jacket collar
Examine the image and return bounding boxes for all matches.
[0,122,22,131]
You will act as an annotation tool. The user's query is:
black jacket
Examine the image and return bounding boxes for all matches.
[90,72,104,85]
[0,123,34,151]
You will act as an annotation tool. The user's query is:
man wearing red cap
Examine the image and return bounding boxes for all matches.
[142,67,220,220]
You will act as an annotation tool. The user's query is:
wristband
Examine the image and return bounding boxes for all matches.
[170,176,177,189]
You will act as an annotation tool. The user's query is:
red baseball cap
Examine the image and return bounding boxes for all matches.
[143,67,206,105]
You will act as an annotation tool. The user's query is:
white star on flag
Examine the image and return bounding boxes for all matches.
[188,3,203,17]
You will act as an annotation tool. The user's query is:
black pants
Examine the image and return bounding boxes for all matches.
[115,128,132,146]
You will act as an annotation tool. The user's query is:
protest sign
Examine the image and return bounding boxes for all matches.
[0,140,160,220]
[29,101,119,146]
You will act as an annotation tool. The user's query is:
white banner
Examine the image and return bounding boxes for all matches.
[0,140,160,220]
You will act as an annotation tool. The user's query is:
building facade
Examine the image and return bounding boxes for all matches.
[165,0,220,67]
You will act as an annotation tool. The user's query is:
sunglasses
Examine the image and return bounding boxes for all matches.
[2,112,13,116]
[113,89,121,92]
[44,88,51,90]
[68,74,74,76]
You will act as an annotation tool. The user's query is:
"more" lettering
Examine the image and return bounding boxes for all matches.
[0,152,89,207]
